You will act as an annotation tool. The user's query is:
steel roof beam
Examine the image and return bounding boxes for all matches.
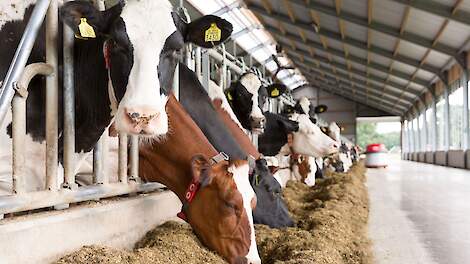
[247,4,444,78]
[298,64,411,109]
[285,48,423,98]
[306,80,403,115]
[287,0,459,58]
[390,0,470,28]
[294,60,416,103]
[265,25,430,88]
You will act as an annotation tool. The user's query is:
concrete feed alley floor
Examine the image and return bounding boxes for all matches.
[367,156,470,264]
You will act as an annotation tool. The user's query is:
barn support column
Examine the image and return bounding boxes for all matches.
[462,69,469,150]
[410,115,416,153]
[431,94,438,152]
[423,105,428,151]
[444,85,451,151]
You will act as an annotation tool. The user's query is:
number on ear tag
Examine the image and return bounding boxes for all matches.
[271,88,280,97]
[78,18,96,39]
[205,23,222,42]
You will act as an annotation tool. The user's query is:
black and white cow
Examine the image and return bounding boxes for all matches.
[0,0,232,192]
[224,72,266,132]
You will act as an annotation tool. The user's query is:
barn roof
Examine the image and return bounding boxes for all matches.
[188,0,470,116]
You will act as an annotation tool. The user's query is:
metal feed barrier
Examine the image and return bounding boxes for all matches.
[0,0,274,218]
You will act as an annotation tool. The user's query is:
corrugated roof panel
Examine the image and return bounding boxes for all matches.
[373,0,406,27]
[326,40,344,51]
[407,82,425,93]
[368,68,389,80]
[425,50,451,69]
[304,30,323,43]
[438,21,470,49]
[346,45,368,59]
[335,56,347,66]
[341,0,368,18]
[370,31,396,52]
[289,2,313,22]
[391,61,417,75]
[344,21,368,42]
[317,13,342,34]
[397,41,427,60]
[415,69,435,82]
[349,61,367,73]
[388,75,409,86]
[369,54,392,68]
[405,9,446,40]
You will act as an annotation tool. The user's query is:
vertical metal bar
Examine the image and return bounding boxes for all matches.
[462,71,469,150]
[118,133,128,183]
[444,86,450,151]
[173,63,180,100]
[129,135,140,182]
[0,0,51,126]
[417,111,421,151]
[12,94,26,194]
[93,141,104,184]
[202,51,210,91]
[195,47,202,80]
[45,0,59,191]
[221,44,227,89]
[62,1,77,189]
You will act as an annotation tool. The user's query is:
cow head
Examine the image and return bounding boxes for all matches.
[226,72,265,133]
[187,156,260,264]
[250,159,294,228]
[61,0,232,137]
[290,114,339,158]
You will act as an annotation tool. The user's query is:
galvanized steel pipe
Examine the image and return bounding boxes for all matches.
[45,0,59,191]
[0,0,51,126]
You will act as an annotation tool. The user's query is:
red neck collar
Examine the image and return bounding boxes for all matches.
[177,152,229,222]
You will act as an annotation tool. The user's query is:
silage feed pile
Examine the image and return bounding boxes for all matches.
[255,162,372,264]
[55,163,371,264]
[55,222,227,264]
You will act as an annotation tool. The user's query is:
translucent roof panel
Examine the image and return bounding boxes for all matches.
[187,0,306,89]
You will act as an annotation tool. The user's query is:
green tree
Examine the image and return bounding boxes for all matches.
[356,123,400,150]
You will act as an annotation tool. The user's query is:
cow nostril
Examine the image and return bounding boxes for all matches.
[130,112,139,119]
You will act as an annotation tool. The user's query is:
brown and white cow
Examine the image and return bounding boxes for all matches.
[139,95,256,264]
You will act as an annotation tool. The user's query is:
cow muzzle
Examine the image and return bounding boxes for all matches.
[117,106,167,136]
[250,116,265,134]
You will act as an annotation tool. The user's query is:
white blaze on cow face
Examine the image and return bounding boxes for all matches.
[113,0,175,137]
[291,114,339,158]
[328,122,341,143]
[228,163,261,264]
[298,97,311,115]
[239,73,264,121]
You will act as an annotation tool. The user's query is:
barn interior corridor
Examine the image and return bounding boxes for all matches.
[368,156,470,264]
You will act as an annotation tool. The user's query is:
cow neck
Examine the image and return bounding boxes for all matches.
[139,94,219,201]
[212,99,261,160]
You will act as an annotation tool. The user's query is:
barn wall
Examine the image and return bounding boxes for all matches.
[292,86,393,143]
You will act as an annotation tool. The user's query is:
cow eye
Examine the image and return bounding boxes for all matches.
[224,201,236,209]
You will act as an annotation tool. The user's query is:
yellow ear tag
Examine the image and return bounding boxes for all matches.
[205,23,222,42]
[271,88,280,97]
[78,18,96,39]
[227,91,233,101]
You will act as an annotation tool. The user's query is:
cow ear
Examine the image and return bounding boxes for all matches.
[182,15,233,48]
[265,83,287,98]
[314,104,328,114]
[61,1,123,39]
[190,154,211,183]
[278,119,299,133]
